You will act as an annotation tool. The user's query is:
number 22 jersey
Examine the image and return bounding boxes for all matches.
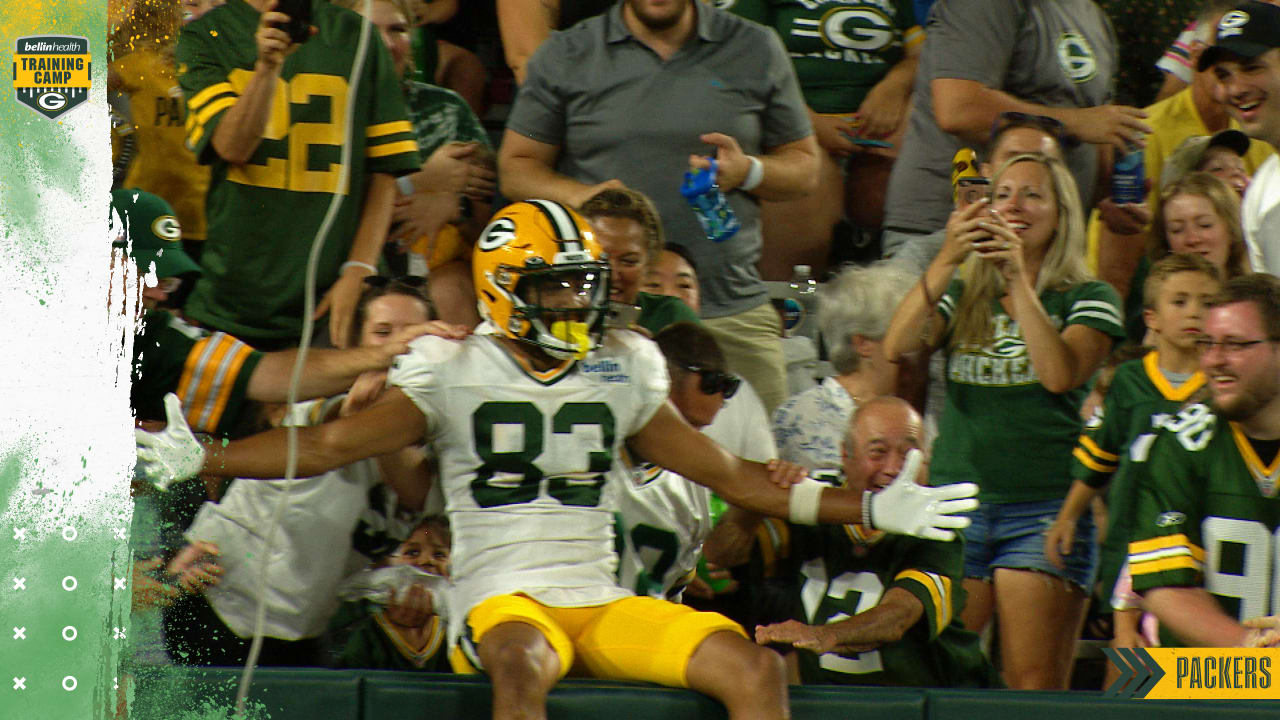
[389,331,670,621]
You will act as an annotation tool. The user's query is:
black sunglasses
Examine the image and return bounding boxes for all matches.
[990,111,1078,149]
[362,274,428,289]
[680,363,740,399]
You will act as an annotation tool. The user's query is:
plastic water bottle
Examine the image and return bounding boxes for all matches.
[681,158,740,243]
[786,265,819,339]
[1112,145,1145,204]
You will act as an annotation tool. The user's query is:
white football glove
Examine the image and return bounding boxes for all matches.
[135,393,206,491]
[867,449,979,541]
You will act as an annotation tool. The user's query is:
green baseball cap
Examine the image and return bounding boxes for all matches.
[110,188,201,279]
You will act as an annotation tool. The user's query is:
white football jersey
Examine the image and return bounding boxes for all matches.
[615,457,712,599]
[189,398,381,640]
[389,330,670,623]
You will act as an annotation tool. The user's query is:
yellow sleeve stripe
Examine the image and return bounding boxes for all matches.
[177,333,254,433]
[366,120,414,138]
[185,95,237,150]
[1073,447,1117,474]
[903,26,925,51]
[187,82,235,112]
[1079,435,1119,461]
[1129,554,1202,576]
[367,140,421,158]
[1129,533,1203,558]
[895,569,952,635]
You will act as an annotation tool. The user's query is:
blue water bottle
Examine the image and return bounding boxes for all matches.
[1112,145,1145,204]
[681,158,740,243]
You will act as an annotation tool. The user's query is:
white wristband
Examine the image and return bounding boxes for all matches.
[787,478,825,525]
[396,175,415,196]
[740,155,764,192]
[340,260,378,275]
[862,489,874,529]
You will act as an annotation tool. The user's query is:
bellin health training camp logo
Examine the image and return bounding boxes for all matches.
[13,35,90,120]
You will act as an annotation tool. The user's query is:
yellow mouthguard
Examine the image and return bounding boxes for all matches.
[551,320,591,359]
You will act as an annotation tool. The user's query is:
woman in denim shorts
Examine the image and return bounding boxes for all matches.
[884,153,1126,688]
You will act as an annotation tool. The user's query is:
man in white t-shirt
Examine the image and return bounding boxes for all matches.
[1198,3,1280,273]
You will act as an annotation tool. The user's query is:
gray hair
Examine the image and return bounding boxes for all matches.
[819,262,916,375]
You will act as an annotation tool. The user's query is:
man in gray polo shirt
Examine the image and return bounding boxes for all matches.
[881,0,1152,258]
[498,0,818,413]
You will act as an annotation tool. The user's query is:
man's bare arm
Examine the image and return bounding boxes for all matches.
[497,129,624,207]
[931,78,1151,149]
[210,9,293,164]
[755,587,923,654]
[1142,586,1251,647]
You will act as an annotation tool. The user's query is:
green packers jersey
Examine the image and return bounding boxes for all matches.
[177,0,421,342]
[1129,404,1280,644]
[1072,351,1205,602]
[780,522,998,688]
[931,279,1125,503]
[723,0,922,113]
[132,309,263,438]
[403,80,490,158]
[327,600,450,672]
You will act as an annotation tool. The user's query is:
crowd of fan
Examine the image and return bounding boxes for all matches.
[110,0,1280,707]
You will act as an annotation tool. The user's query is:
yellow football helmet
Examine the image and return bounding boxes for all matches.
[473,199,610,360]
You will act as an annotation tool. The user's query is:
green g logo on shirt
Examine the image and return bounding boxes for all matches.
[1056,32,1097,84]
[795,7,894,53]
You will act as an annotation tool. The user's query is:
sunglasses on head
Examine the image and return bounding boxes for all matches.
[362,274,428,289]
[990,111,1077,149]
[680,363,740,399]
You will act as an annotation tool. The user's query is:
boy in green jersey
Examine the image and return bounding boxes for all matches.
[1049,253,1219,671]
[1127,273,1280,647]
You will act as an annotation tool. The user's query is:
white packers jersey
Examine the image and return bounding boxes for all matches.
[388,330,670,622]
[615,457,712,599]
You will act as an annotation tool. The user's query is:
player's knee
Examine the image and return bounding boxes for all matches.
[743,642,788,689]
[482,636,554,683]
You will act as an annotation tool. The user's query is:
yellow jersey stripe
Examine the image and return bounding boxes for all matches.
[187,82,235,112]
[896,569,946,634]
[1073,447,1117,474]
[177,335,231,432]
[1130,555,1202,575]
[1142,350,1206,402]
[203,340,254,432]
[366,120,413,138]
[185,96,237,150]
[188,335,238,430]
[1129,533,1201,557]
[1079,435,1119,462]
[903,26,925,51]
[367,139,421,158]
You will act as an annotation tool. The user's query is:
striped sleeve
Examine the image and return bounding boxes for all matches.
[1065,281,1125,340]
[1155,24,1197,84]
[1072,390,1120,487]
[175,23,240,163]
[935,278,964,323]
[175,332,262,435]
[1128,429,1207,593]
[893,568,955,639]
[361,31,421,175]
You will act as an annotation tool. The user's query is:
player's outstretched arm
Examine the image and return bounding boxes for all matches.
[136,390,427,487]
[629,404,978,538]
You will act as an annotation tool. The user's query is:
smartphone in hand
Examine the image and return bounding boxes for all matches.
[274,0,313,45]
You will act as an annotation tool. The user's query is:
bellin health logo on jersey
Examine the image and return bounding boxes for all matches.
[13,35,90,120]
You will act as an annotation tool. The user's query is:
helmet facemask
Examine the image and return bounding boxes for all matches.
[505,256,611,360]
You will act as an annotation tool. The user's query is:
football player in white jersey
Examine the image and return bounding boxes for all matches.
[137,200,978,720]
